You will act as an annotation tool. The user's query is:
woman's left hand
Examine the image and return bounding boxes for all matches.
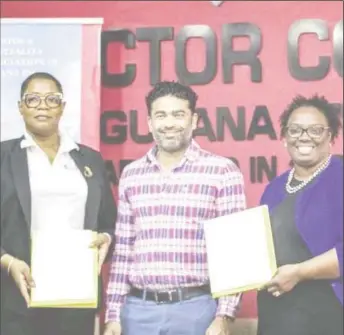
[263,264,303,297]
[89,233,112,274]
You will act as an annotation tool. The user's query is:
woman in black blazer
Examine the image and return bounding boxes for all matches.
[0,72,117,335]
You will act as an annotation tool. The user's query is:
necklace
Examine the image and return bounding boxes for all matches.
[285,154,332,194]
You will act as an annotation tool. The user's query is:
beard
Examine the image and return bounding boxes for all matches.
[152,128,193,153]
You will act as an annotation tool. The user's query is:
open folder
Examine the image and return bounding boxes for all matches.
[30,229,98,308]
[203,205,276,298]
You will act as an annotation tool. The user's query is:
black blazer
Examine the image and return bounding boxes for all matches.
[0,137,117,315]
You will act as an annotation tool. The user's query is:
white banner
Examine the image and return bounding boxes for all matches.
[0,18,103,148]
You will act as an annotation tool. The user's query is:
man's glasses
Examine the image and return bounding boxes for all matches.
[285,125,330,139]
[23,93,63,109]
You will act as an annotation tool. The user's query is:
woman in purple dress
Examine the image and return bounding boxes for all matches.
[258,95,343,335]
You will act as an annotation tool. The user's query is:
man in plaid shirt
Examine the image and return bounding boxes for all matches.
[104,81,247,335]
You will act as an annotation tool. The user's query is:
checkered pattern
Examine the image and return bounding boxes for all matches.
[105,141,247,323]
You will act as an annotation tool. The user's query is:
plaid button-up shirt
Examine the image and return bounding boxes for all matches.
[106,140,247,323]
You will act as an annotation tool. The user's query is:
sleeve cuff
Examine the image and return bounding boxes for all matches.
[216,307,236,319]
[105,306,121,324]
[216,296,241,319]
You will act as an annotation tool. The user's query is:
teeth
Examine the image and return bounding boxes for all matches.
[297,147,314,154]
[36,116,48,120]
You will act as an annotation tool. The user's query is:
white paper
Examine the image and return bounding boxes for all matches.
[203,205,276,294]
[30,229,97,304]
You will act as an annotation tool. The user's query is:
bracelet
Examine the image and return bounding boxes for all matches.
[7,257,15,275]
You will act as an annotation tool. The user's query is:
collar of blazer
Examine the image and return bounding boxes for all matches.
[9,138,102,231]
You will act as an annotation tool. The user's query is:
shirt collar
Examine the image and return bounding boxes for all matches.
[20,130,79,153]
[146,139,201,164]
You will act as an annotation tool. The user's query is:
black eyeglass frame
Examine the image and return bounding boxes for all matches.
[22,93,64,108]
[284,125,330,139]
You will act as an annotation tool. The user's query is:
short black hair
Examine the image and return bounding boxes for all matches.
[145,81,198,115]
[20,72,63,98]
[280,94,342,140]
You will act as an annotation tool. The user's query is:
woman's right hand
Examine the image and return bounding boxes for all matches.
[8,257,35,306]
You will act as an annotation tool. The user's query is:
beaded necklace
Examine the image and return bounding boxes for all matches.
[285,155,332,194]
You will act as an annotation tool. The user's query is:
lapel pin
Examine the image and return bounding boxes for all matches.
[84,166,93,178]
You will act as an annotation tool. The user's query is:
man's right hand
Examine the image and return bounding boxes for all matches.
[103,321,122,335]
[7,256,35,306]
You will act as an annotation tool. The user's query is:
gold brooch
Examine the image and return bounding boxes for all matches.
[84,166,93,178]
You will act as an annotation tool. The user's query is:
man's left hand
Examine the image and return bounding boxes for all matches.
[206,316,233,335]
[90,233,112,274]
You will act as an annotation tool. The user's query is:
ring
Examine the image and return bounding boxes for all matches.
[273,291,281,297]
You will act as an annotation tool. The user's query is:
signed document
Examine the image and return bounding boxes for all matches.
[30,229,98,308]
[203,205,277,297]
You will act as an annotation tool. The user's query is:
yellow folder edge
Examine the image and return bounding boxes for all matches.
[211,205,277,298]
[29,231,99,309]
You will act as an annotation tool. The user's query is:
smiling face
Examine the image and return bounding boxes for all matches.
[148,95,198,154]
[18,78,65,137]
[284,106,332,168]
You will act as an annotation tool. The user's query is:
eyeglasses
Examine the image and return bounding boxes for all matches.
[22,93,63,109]
[285,125,330,139]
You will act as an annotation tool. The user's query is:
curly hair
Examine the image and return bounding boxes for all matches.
[280,94,342,140]
[145,81,198,116]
